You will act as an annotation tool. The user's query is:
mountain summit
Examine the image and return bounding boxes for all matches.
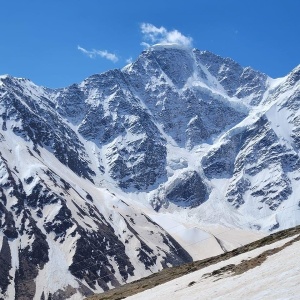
[0,46,299,299]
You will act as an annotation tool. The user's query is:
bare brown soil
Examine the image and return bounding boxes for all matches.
[203,232,300,279]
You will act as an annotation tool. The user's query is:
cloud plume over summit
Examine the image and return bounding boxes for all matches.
[140,23,193,48]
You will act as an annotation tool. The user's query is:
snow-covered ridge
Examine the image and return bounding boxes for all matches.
[150,43,193,50]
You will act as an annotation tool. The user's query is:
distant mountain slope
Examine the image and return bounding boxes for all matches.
[0,46,299,299]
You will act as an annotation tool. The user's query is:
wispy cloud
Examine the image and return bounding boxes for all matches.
[126,57,133,64]
[77,46,118,63]
[140,23,193,48]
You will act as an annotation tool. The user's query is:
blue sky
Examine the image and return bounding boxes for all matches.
[1,0,299,88]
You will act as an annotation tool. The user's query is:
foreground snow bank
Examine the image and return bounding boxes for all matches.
[127,234,300,300]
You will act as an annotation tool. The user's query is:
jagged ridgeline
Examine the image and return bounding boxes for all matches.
[0,45,299,299]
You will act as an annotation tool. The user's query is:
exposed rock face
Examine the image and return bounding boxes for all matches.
[165,171,207,207]
[0,237,12,295]
[0,76,94,181]
[123,48,247,149]
[197,50,269,105]
[0,46,299,298]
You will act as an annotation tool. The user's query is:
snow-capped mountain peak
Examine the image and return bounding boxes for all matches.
[0,47,299,299]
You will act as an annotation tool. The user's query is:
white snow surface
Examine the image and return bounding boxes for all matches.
[127,234,300,300]
[147,212,264,260]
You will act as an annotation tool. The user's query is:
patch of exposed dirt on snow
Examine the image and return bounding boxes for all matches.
[202,233,300,279]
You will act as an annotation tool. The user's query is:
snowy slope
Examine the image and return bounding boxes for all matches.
[126,232,300,300]
[0,46,299,299]
[0,130,193,299]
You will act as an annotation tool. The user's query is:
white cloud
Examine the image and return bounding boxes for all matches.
[126,57,133,64]
[140,41,151,48]
[77,46,118,63]
[140,23,193,48]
